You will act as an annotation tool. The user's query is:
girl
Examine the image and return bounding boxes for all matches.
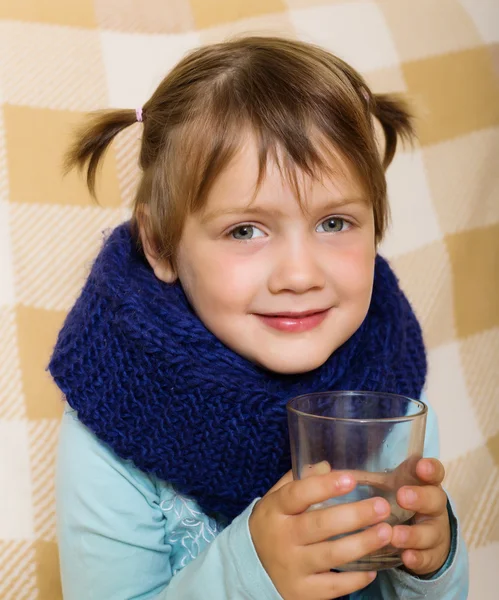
[50,36,468,599]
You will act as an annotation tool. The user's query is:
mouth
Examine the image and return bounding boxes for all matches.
[254,308,331,333]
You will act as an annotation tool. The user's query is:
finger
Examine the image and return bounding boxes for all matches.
[305,522,392,572]
[416,459,445,485]
[266,470,294,495]
[401,549,441,576]
[297,497,391,545]
[277,471,356,515]
[307,571,377,598]
[391,521,442,550]
[397,485,447,517]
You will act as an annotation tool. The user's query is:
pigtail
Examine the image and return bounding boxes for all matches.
[63,108,138,199]
[371,93,416,169]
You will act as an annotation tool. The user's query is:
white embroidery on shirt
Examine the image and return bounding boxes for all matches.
[160,492,224,574]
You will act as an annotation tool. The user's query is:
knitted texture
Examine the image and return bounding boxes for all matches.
[49,223,427,522]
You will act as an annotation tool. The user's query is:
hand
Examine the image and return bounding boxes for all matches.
[249,465,394,600]
[391,458,451,576]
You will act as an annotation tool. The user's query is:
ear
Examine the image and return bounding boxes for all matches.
[138,222,177,284]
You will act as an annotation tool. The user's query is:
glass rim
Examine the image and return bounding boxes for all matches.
[286,390,428,423]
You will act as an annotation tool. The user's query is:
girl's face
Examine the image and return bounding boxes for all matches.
[154,137,376,374]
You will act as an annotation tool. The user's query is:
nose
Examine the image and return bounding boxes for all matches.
[268,235,326,295]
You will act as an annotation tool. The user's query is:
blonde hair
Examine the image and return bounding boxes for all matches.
[64,35,415,260]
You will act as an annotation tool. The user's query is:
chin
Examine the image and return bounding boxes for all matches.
[257,352,330,375]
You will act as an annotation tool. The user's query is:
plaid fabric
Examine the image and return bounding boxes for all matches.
[0,1,497,598]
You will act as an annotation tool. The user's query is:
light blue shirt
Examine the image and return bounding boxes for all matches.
[56,397,468,599]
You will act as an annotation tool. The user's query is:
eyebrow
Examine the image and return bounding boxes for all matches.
[201,197,367,223]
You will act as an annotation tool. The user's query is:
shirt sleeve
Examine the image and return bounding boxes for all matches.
[373,394,469,600]
[56,406,283,600]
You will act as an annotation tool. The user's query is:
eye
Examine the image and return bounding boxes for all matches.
[230,225,265,240]
[316,217,350,233]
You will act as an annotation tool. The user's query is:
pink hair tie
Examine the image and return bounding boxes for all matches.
[136,107,143,123]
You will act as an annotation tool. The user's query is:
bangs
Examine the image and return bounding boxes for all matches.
[164,88,371,220]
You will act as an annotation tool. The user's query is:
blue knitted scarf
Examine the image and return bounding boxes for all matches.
[49,222,426,523]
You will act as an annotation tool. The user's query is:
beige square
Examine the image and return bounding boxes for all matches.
[489,42,499,79]
[459,328,499,441]
[379,0,481,62]
[0,542,37,598]
[488,432,499,467]
[34,540,62,600]
[0,101,8,203]
[364,65,407,95]
[390,240,456,349]
[112,126,142,208]
[190,0,287,30]
[423,127,499,234]
[95,0,195,34]
[446,224,499,338]
[16,305,67,420]
[4,106,122,207]
[0,0,96,27]
[199,12,295,45]
[402,47,499,146]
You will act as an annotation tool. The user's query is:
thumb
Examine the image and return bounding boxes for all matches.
[267,461,332,495]
[267,470,294,495]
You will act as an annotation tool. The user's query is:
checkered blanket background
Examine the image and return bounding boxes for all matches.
[0,1,497,598]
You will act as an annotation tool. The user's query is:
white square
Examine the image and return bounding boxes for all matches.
[100,31,201,109]
[0,420,34,539]
[0,308,25,420]
[0,202,15,306]
[11,204,125,311]
[426,342,484,462]
[459,0,499,43]
[0,21,107,110]
[379,149,442,258]
[289,2,400,73]
[459,327,499,441]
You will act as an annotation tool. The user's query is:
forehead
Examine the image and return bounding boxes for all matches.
[201,132,366,215]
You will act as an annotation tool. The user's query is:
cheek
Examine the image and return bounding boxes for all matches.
[330,242,375,301]
[178,246,261,309]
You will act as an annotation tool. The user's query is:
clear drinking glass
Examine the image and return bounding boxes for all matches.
[287,391,427,571]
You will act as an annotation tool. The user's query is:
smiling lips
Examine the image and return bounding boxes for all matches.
[255,308,331,333]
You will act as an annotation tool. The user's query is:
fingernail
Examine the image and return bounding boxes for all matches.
[423,461,434,476]
[338,474,354,489]
[404,489,417,505]
[315,461,330,475]
[368,571,377,581]
[377,524,391,541]
[374,499,388,516]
